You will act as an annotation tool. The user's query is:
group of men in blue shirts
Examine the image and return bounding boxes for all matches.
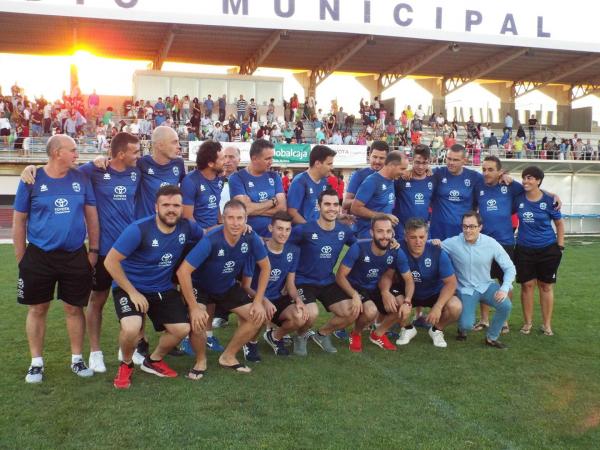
[14,133,564,388]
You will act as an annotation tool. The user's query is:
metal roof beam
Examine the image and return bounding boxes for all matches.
[308,35,370,96]
[152,25,176,70]
[571,83,600,102]
[443,47,528,95]
[513,54,600,98]
[378,43,449,92]
[238,29,286,75]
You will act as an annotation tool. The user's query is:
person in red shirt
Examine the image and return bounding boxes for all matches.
[282,170,291,193]
[336,175,344,201]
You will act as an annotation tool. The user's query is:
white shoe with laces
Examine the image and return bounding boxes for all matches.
[88,351,106,373]
[396,327,418,345]
[118,348,145,365]
[428,328,448,348]
[25,365,44,383]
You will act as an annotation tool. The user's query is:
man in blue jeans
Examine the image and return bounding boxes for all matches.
[433,211,515,349]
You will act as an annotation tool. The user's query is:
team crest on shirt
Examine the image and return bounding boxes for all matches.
[386,256,394,265]
[248,181,254,188]
[173,166,179,176]
[40,184,48,192]
[148,168,155,175]
[540,202,547,210]
[427,182,433,190]
[405,182,411,188]
[412,271,422,282]
[268,178,274,186]
[200,184,206,192]
[501,186,508,194]
[424,258,432,268]
[464,179,471,187]
[152,239,159,247]
[130,172,137,182]
[311,233,318,240]
[442,178,447,184]
[241,243,248,253]
[218,249,225,256]
[178,233,186,244]
[72,182,80,192]
[286,252,293,262]
[338,231,345,240]
[364,256,370,263]
[103,173,111,180]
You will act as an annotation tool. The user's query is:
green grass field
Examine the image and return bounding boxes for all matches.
[1,238,599,449]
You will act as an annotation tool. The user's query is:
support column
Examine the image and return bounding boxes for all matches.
[415,78,445,117]
[540,85,572,129]
[292,71,312,100]
[356,75,379,102]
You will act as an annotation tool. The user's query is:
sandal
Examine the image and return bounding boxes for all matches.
[519,323,533,335]
[186,368,206,380]
[219,362,251,373]
[540,325,554,336]
[473,321,489,332]
[501,324,510,335]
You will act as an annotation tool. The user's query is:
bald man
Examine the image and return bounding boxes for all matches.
[13,135,100,383]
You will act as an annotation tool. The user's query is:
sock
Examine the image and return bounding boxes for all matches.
[404,325,414,330]
[122,360,134,367]
[432,326,440,332]
[206,330,214,338]
[31,357,43,367]
[249,340,258,344]
[90,350,103,357]
[71,354,83,364]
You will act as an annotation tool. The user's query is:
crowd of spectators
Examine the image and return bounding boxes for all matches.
[1,82,599,162]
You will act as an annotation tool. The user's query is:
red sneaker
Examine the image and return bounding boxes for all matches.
[140,357,178,378]
[349,331,362,352]
[113,362,134,389]
[369,331,397,351]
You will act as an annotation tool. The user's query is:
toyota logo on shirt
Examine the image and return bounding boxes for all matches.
[487,199,497,207]
[415,193,424,200]
[449,190,460,201]
[523,212,535,222]
[270,268,282,281]
[114,186,127,195]
[159,253,173,267]
[55,198,68,208]
[320,246,333,258]
[223,260,236,273]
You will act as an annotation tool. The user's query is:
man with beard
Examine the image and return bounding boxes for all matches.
[104,185,204,388]
[288,189,356,354]
[334,215,414,352]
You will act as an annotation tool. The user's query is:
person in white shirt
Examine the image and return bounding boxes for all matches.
[415,105,425,121]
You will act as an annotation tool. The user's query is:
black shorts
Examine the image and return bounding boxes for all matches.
[112,287,189,332]
[92,255,113,291]
[369,283,405,315]
[0,128,10,136]
[270,295,295,327]
[17,244,92,307]
[515,243,562,284]
[194,282,252,312]
[412,294,440,308]
[490,244,515,283]
[296,283,349,312]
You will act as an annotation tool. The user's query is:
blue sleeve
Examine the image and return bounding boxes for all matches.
[83,176,96,206]
[340,243,360,269]
[287,177,304,210]
[288,224,303,245]
[185,237,213,269]
[251,232,268,261]
[548,196,562,220]
[274,174,284,194]
[13,181,32,213]
[181,175,197,206]
[510,181,524,196]
[189,220,204,241]
[243,255,256,278]
[354,177,375,204]
[345,228,357,246]
[438,250,455,279]
[113,224,143,257]
[78,162,95,177]
[177,159,186,183]
[395,249,410,274]
[228,172,246,198]
[346,171,362,195]
[289,247,299,274]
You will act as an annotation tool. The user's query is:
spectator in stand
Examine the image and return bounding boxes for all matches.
[65,112,77,138]
[336,175,344,202]
[444,131,456,149]
[267,98,275,123]
[513,137,524,159]
[330,129,343,145]
[480,123,491,148]
[290,94,299,122]
[88,89,99,112]
[218,95,226,122]
[504,113,513,136]
[436,113,445,132]
[204,94,214,119]
[236,95,247,123]
[526,139,536,158]
[528,114,537,142]
[171,95,180,124]
[516,125,526,141]
[400,109,408,129]
[307,95,316,119]
[14,121,29,156]
[414,105,425,121]
[154,98,166,126]
[192,97,202,118]
[294,121,304,143]
[282,170,292,193]
[465,116,477,139]
[30,106,43,137]
[583,139,594,161]
[181,95,191,124]
[248,98,258,123]
[428,112,437,129]
[0,112,10,147]
[573,138,583,160]
[303,97,310,120]
[336,107,346,127]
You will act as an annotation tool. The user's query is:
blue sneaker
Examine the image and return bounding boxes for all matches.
[180,337,194,356]
[206,335,224,352]
[333,329,349,340]
[413,316,431,329]
[263,330,290,356]
[242,342,262,362]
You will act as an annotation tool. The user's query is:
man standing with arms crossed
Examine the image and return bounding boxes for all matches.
[14,135,100,383]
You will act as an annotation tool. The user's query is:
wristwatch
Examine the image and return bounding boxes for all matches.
[89,248,99,254]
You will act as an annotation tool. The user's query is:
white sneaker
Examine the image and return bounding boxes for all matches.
[25,365,44,383]
[212,317,228,328]
[88,351,106,373]
[117,348,145,366]
[71,360,94,377]
[428,328,447,348]
[396,327,418,345]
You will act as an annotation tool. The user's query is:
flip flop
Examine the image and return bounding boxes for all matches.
[540,325,554,336]
[501,324,510,335]
[186,368,206,380]
[473,321,489,332]
[219,363,251,373]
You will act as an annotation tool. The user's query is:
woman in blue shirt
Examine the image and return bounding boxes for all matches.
[514,166,564,336]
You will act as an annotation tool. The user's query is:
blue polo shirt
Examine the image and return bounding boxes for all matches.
[244,242,300,301]
[400,241,455,300]
[514,192,562,248]
[135,155,185,219]
[181,169,224,229]
[287,171,329,222]
[354,172,396,238]
[477,181,523,246]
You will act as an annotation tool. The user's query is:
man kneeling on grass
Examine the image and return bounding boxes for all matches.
[241,211,310,361]
[335,215,414,352]
[104,185,204,389]
[176,199,270,375]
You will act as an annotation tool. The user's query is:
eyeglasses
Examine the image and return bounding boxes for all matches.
[462,224,480,230]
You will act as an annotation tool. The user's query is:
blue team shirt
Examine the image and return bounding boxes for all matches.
[393,176,435,237]
[400,241,455,300]
[287,171,329,222]
[354,172,396,238]
[185,227,268,294]
[346,167,375,195]
[289,220,356,286]
[229,169,284,237]
[14,168,96,252]
[514,192,561,248]
[477,181,523,245]
[181,170,224,229]
[112,216,203,292]
[79,162,141,256]
[244,242,300,301]
[341,240,409,291]
[430,167,483,240]
[135,155,185,219]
